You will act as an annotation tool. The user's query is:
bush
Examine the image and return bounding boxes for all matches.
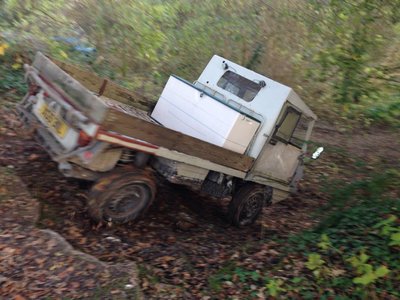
[0,41,27,98]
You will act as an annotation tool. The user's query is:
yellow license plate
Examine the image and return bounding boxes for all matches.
[39,103,69,138]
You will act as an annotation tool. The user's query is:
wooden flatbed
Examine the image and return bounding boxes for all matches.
[45,55,255,174]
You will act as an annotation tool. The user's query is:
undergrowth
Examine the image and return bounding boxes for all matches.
[283,171,400,298]
[282,169,399,298]
[0,45,27,99]
[208,170,400,299]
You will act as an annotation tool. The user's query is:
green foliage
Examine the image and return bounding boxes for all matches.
[233,267,260,282]
[348,251,390,286]
[207,262,236,291]
[0,41,26,97]
[365,100,400,127]
[317,234,332,252]
[317,169,400,223]
[294,0,400,126]
[374,215,400,247]
[208,263,262,292]
[308,0,398,102]
[305,253,325,277]
[265,278,286,297]
[389,232,400,247]
[281,169,400,298]
[0,0,399,128]
[213,189,398,297]
[0,64,26,96]
[374,215,398,235]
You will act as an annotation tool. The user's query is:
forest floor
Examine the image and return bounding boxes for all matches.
[0,97,399,299]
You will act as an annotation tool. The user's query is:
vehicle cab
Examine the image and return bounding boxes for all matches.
[152,55,317,193]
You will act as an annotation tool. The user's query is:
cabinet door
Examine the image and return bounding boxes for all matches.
[223,115,260,154]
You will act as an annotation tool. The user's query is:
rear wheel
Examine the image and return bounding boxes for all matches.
[228,183,272,227]
[88,169,157,224]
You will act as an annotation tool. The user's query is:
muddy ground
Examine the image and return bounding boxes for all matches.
[1,103,399,299]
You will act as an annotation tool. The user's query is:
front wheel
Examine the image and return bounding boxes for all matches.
[87,169,157,224]
[228,183,273,227]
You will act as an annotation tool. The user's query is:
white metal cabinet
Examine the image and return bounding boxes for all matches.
[151,76,260,154]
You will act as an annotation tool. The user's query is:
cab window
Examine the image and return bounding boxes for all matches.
[217,71,261,102]
[272,107,301,145]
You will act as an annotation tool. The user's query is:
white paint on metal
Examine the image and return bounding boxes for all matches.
[197,55,317,158]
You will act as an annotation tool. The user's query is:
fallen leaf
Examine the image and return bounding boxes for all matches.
[70,282,80,289]
[331,268,346,277]
[158,255,175,263]
[28,154,39,161]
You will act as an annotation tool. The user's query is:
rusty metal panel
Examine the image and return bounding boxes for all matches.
[69,148,122,172]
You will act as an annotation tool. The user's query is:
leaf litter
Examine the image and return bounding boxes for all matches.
[1,107,399,299]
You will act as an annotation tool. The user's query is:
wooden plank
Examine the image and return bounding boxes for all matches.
[52,59,101,92]
[103,109,254,172]
[52,58,152,111]
[102,81,152,112]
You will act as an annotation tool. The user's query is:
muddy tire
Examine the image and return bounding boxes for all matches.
[88,169,157,224]
[228,183,273,227]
